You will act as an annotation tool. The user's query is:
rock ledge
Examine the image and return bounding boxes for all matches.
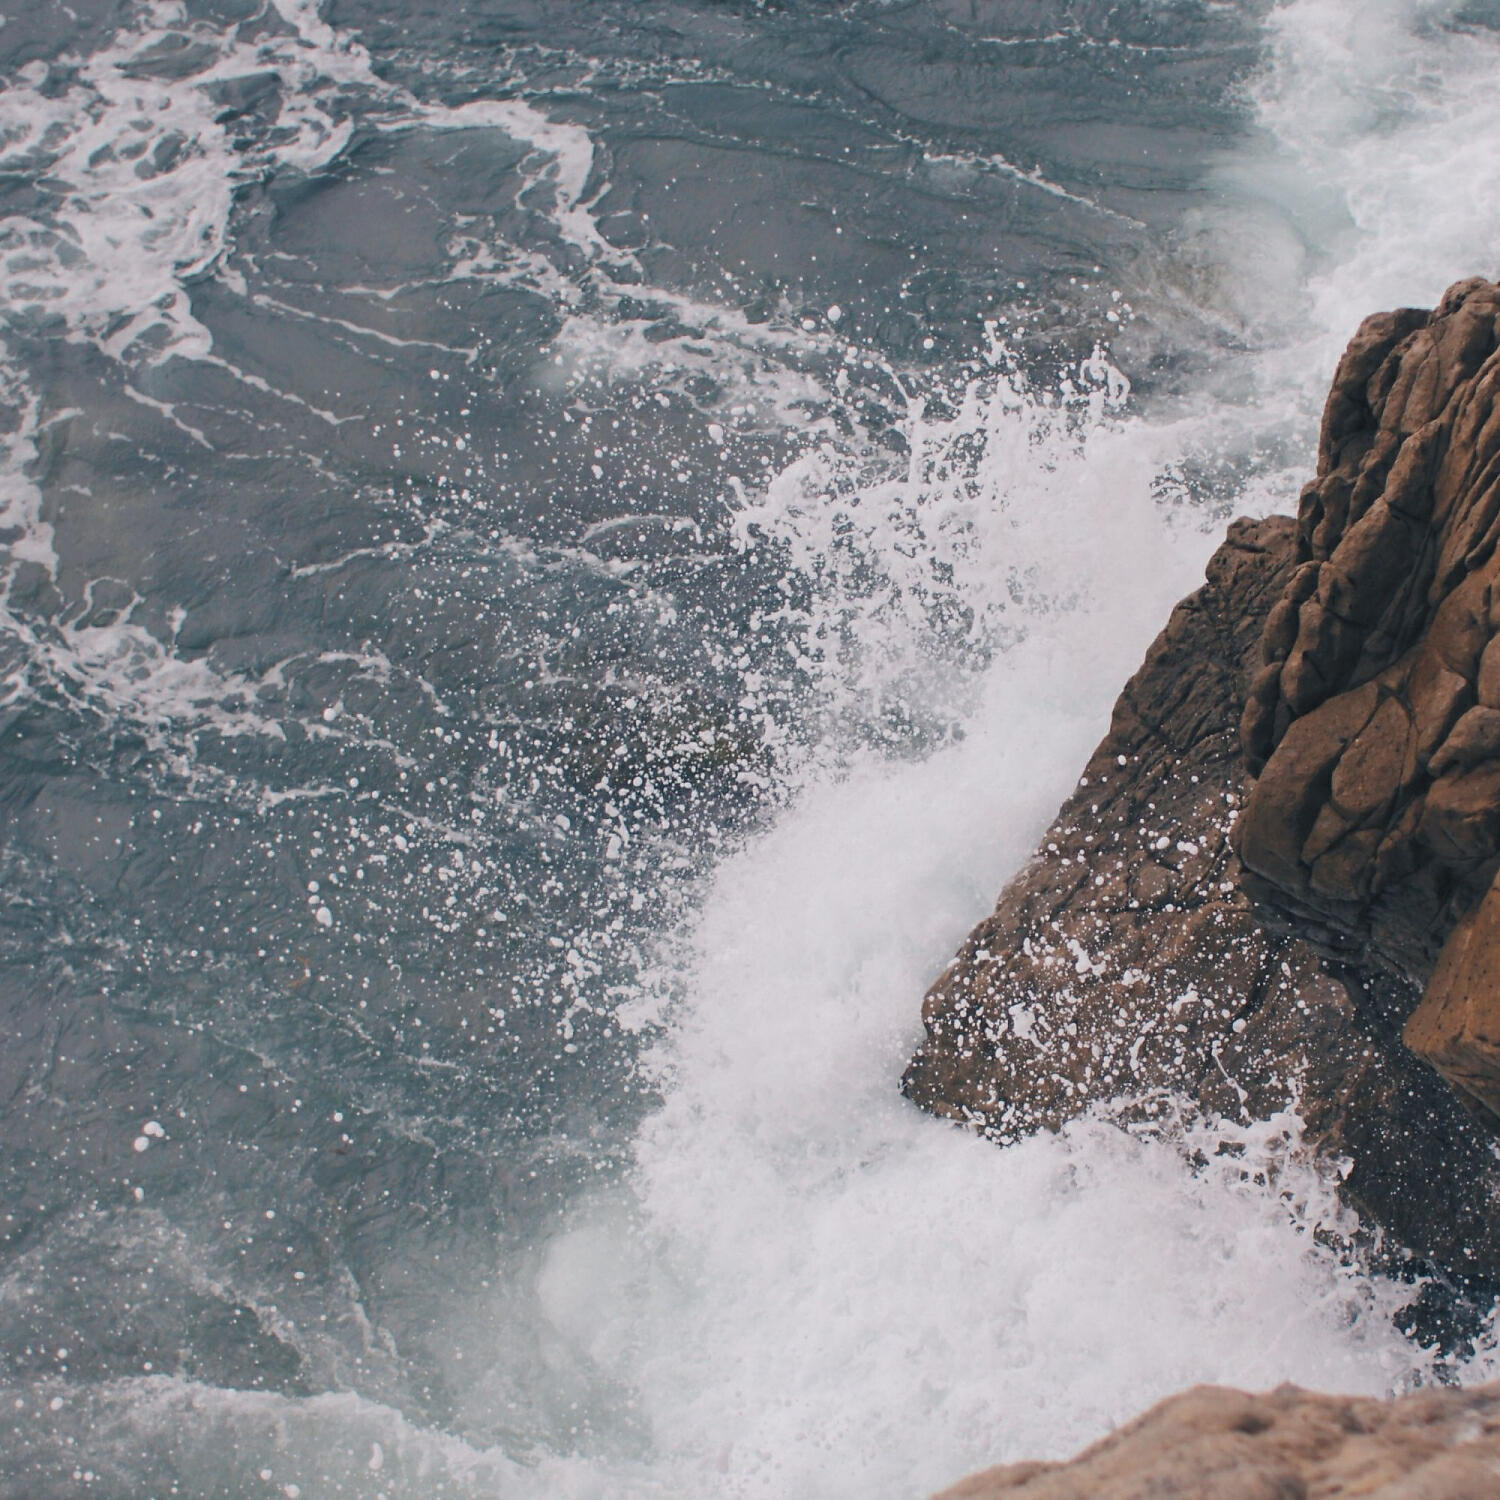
[934,1379,1500,1499]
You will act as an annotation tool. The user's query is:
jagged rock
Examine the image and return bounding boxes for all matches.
[905,283,1500,1282]
[932,1380,1500,1500]
[903,515,1301,1139]
[1237,279,1500,1070]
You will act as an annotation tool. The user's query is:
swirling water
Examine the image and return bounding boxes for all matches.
[4,1,1500,1495]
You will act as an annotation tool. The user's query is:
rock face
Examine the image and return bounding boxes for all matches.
[904,278,1500,1285]
[1404,879,1500,1118]
[1236,276,1500,1124]
[933,1380,1500,1500]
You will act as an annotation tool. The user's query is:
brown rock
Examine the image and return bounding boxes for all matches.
[1228,277,1500,1245]
[903,516,1500,1279]
[907,279,1500,1288]
[1236,681,1379,912]
[905,517,1296,1139]
[1410,657,1473,763]
[1476,634,1500,705]
[1236,278,1500,983]
[1405,872,1500,1119]
[1428,705,1500,776]
[931,1381,1500,1500]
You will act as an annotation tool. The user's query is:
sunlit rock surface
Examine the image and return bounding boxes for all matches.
[932,1380,1500,1500]
[906,281,1500,1285]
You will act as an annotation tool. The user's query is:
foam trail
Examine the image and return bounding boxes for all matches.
[0,0,371,364]
[0,0,625,379]
[0,385,55,579]
[0,0,652,753]
[426,99,624,265]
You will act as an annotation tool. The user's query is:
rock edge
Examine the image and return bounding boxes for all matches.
[932,1379,1500,1500]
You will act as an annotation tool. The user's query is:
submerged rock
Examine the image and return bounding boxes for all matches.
[905,278,1500,1286]
[932,1380,1500,1500]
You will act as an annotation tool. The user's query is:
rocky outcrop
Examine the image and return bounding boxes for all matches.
[933,1380,1500,1499]
[905,278,1500,1286]
[1236,277,1500,1125]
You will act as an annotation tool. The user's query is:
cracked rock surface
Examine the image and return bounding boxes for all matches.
[1236,277,1500,1126]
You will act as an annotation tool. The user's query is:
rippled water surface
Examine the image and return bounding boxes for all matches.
[5,1,1500,1496]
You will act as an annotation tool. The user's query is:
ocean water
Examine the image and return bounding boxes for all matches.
[4,1,1500,1496]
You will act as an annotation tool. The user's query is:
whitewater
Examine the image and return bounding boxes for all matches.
[6,1,1500,1496]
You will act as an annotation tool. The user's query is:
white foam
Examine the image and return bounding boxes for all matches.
[1181,0,1500,421]
[0,383,56,578]
[501,9,1500,1482]
[0,1376,530,1498]
[724,341,1178,757]
[0,0,373,367]
[1260,0,1500,321]
[501,362,1436,1497]
[0,0,646,377]
[424,98,621,265]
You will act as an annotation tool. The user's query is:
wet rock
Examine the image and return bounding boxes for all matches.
[1236,280,1500,974]
[905,280,1500,1283]
[1404,871,1500,1120]
[903,515,1311,1144]
[1234,277,1500,1132]
[904,513,1500,1278]
[932,1380,1500,1500]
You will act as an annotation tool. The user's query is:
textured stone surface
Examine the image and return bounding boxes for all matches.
[1237,278,1500,990]
[902,514,1500,1279]
[932,1380,1500,1500]
[1404,870,1500,1119]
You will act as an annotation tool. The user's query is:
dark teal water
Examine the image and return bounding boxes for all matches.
[4,2,1500,1495]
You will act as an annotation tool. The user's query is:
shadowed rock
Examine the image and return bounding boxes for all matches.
[932,1380,1500,1500]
